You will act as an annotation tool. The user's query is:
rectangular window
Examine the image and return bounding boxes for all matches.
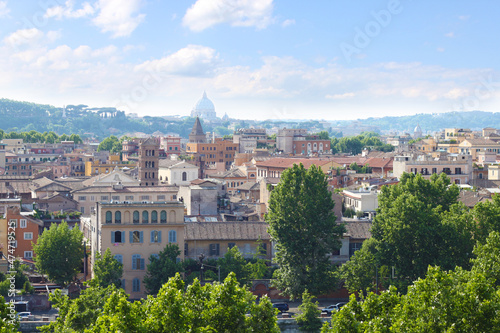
[349,242,362,257]
[20,219,27,228]
[90,196,95,201]
[80,207,85,214]
[140,195,150,200]
[24,232,33,240]
[24,251,33,259]
[133,279,140,292]
[112,196,120,201]
[228,242,236,249]
[209,243,220,256]
[125,196,134,201]
[101,196,109,201]
[78,196,87,201]
[455,167,462,175]
[432,168,437,174]
[157,195,165,200]
[9,219,17,228]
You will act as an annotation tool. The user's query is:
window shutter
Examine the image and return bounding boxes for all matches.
[129,231,133,243]
[140,231,144,243]
[140,258,145,270]
[158,231,162,243]
[121,231,125,243]
[132,255,137,270]
[121,279,126,290]
[150,231,154,243]
[216,243,220,255]
[111,232,115,243]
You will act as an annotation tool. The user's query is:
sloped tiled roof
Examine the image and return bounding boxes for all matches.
[343,221,372,240]
[364,157,393,169]
[458,190,490,208]
[256,158,335,169]
[185,222,270,241]
[236,181,259,191]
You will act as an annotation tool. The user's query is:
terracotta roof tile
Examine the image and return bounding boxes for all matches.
[185,222,270,241]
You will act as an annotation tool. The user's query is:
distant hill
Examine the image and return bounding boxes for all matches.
[0,98,499,138]
[356,111,500,134]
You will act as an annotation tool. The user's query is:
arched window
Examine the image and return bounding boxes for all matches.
[168,230,177,243]
[142,211,149,223]
[114,254,123,264]
[115,211,121,224]
[169,210,176,222]
[182,171,187,181]
[105,211,112,224]
[132,278,140,292]
[151,210,158,223]
[133,211,139,224]
[160,210,167,223]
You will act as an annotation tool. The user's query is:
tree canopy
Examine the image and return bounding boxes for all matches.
[33,221,84,286]
[93,248,123,288]
[143,243,184,295]
[324,231,500,333]
[341,172,500,294]
[46,273,279,333]
[266,163,345,299]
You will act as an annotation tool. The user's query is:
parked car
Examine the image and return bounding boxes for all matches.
[17,312,31,320]
[321,302,347,315]
[272,303,289,313]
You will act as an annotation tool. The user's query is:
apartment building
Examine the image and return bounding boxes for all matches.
[458,138,500,160]
[89,200,185,299]
[393,153,472,184]
[342,189,379,216]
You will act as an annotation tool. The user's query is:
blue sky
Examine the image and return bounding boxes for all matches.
[0,0,499,121]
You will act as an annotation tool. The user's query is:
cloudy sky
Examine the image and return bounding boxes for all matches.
[0,0,499,120]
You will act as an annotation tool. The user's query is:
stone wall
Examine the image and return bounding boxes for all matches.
[277,318,331,333]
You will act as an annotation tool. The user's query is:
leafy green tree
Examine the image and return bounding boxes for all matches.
[33,221,84,286]
[79,273,279,332]
[296,290,322,332]
[314,131,330,140]
[42,281,125,332]
[248,240,271,279]
[266,163,345,299]
[93,248,123,288]
[143,243,183,295]
[339,238,378,294]
[336,137,363,155]
[97,135,121,153]
[218,246,251,285]
[0,295,18,332]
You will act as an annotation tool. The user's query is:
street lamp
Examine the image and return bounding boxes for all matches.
[198,253,221,283]
[199,253,205,284]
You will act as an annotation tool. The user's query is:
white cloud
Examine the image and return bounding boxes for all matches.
[183,0,274,32]
[281,19,295,28]
[3,28,44,47]
[326,92,355,100]
[437,47,445,52]
[45,0,96,19]
[93,0,145,38]
[459,15,470,21]
[135,45,219,77]
[0,1,9,17]
[445,32,454,38]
